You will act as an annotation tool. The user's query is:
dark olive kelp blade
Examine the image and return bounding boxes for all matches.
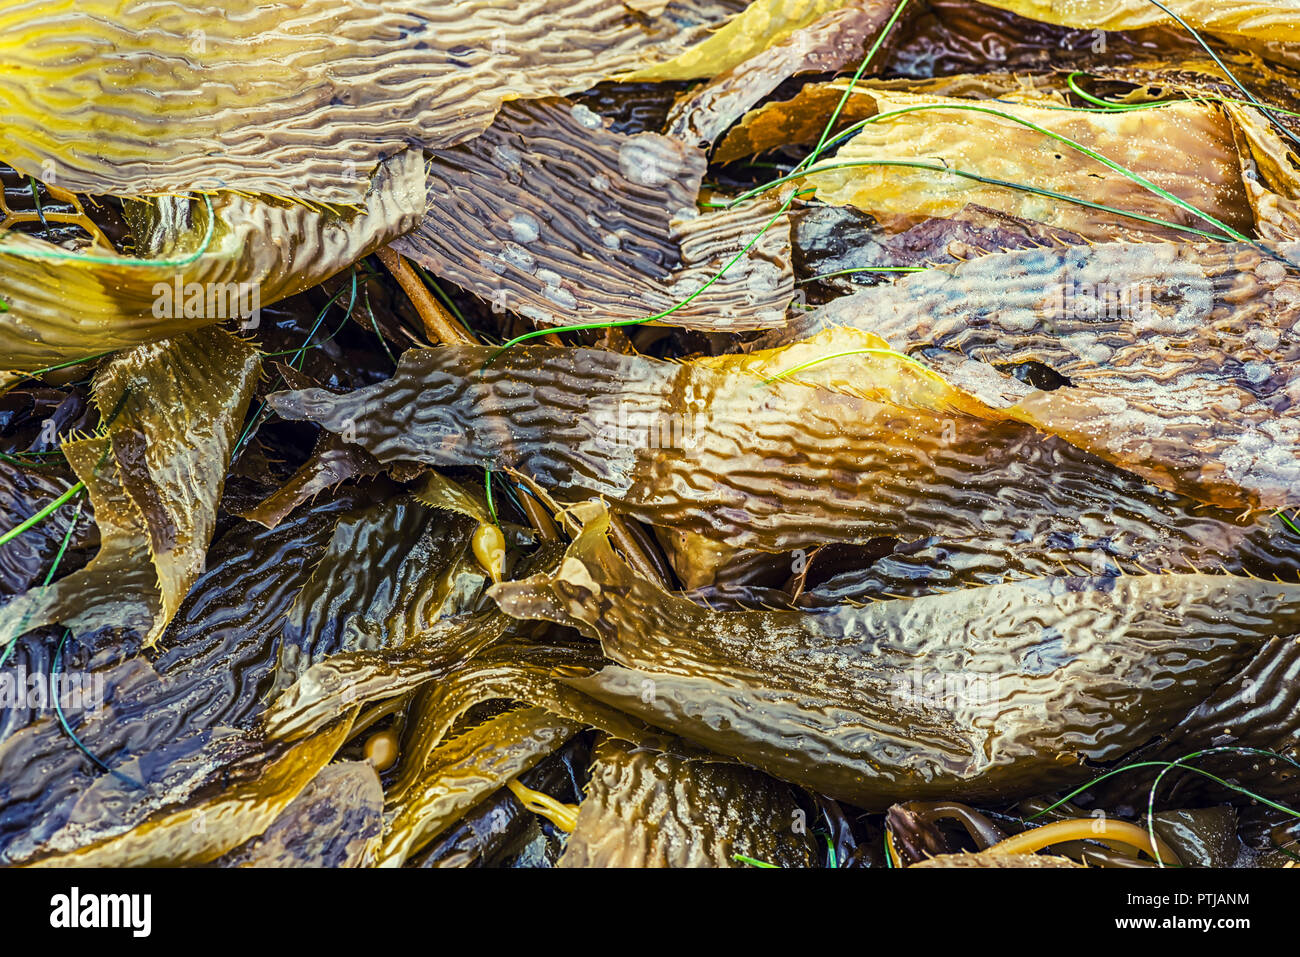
[0,652,353,866]
[235,431,384,530]
[26,719,354,867]
[384,638,699,802]
[0,491,387,865]
[263,608,512,744]
[790,203,1087,302]
[0,463,92,600]
[216,762,385,868]
[1083,633,1300,809]
[272,491,482,692]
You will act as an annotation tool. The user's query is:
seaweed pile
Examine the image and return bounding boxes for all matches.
[1,0,1299,869]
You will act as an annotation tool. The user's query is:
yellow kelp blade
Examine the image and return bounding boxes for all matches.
[716,79,884,164]
[0,149,424,372]
[803,90,1250,241]
[0,0,732,204]
[714,74,1071,163]
[977,0,1300,69]
[629,0,881,81]
[0,328,260,650]
[910,850,1083,868]
[665,0,903,145]
[376,707,583,868]
[559,738,815,867]
[694,325,1000,419]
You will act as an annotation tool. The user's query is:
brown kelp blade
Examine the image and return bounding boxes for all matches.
[559,737,814,867]
[491,501,1300,808]
[883,0,1200,78]
[790,202,1087,301]
[146,485,387,733]
[718,73,1071,166]
[376,639,736,866]
[0,462,93,600]
[1083,633,1300,808]
[235,430,383,530]
[410,736,591,868]
[792,241,1300,509]
[266,338,1300,580]
[263,608,512,744]
[384,638,699,803]
[393,98,793,333]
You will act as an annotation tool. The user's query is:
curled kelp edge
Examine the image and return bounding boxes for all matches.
[0,149,425,371]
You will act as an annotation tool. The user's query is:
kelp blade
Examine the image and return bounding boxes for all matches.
[491,502,1300,807]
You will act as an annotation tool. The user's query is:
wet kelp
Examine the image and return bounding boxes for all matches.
[558,737,814,867]
[3,0,1300,870]
[781,242,1300,510]
[802,91,1251,240]
[266,336,1300,583]
[0,0,740,203]
[0,328,259,649]
[393,98,794,332]
[491,501,1300,807]
[0,151,426,371]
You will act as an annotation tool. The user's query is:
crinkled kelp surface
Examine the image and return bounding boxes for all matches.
[2,0,1300,869]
